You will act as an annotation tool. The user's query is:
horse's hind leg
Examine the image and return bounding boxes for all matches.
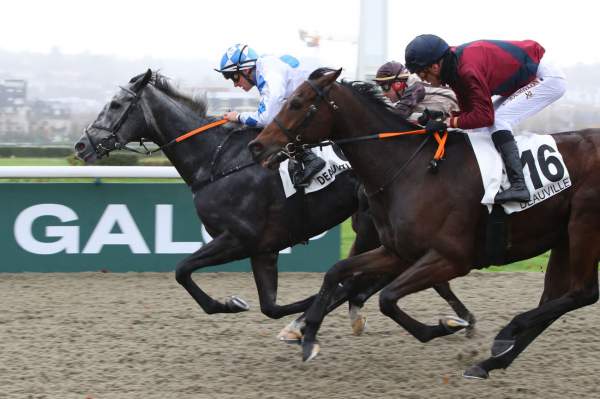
[175,232,250,314]
[466,215,600,379]
[464,239,570,379]
[250,252,316,319]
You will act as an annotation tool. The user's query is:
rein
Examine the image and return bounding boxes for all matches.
[124,100,229,156]
[87,78,258,190]
[271,76,447,166]
[86,81,230,157]
[120,114,229,156]
[310,128,448,159]
[303,129,448,197]
[267,76,452,197]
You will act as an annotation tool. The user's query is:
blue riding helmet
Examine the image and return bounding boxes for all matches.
[405,34,450,73]
[215,44,259,73]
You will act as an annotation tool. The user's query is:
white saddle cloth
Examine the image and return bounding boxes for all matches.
[279,146,351,198]
[466,131,572,214]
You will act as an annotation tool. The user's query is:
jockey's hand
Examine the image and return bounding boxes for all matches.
[223,111,241,123]
[425,119,447,135]
[417,109,445,125]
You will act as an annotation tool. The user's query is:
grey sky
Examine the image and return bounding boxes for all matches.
[2,0,598,69]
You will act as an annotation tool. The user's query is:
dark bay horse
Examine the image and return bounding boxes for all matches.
[249,68,600,378]
[74,69,475,338]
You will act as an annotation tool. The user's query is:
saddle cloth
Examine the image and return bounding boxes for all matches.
[466,131,572,214]
[279,145,351,198]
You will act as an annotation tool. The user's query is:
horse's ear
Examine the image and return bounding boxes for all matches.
[321,68,343,86]
[140,69,153,86]
[131,69,153,91]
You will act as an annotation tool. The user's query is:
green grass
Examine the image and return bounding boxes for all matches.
[0,157,70,166]
[0,157,183,183]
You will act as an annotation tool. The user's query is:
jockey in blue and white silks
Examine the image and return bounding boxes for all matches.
[216,44,325,186]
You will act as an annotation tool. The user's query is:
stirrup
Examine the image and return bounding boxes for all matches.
[494,186,530,203]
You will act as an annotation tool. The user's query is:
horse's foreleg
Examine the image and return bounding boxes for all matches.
[175,232,249,314]
[275,275,373,342]
[343,276,392,336]
[251,252,316,319]
[378,249,469,343]
[345,206,385,335]
[301,246,401,361]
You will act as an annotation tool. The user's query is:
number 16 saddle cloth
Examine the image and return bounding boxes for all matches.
[466,130,572,215]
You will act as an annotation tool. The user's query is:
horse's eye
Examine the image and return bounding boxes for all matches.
[109,101,121,110]
[289,98,302,110]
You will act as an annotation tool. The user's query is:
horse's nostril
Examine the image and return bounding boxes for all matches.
[248,141,264,156]
[75,142,86,152]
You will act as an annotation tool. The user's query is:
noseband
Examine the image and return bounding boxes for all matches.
[272,79,338,158]
[84,85,142,157]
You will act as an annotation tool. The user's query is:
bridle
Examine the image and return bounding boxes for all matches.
[83,85,144,157]
[267,79,452,197]
[83,76,216,158]
[272,79,339,159]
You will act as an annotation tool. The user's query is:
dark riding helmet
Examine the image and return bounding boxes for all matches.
[405,34,450,73]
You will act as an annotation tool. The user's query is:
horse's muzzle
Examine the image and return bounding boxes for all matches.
[248,139,276,168]
[247,139,264,161]
[74,134,97,163]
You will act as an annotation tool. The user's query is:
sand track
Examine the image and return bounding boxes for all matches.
[0,271,598,399]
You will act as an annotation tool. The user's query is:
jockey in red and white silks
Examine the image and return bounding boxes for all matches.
[405,35,566,204]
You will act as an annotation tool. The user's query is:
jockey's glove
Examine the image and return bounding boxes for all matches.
[425,119,447,135]
[418,108,445,125]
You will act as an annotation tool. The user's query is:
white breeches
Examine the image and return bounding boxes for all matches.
[486,57,567,133]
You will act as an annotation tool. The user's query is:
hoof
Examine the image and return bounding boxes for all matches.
[277,329,303,344]
[465,315,477,338]
[439,315,469,332]
[465,324,477,339]
[277,318,304,343]
[226,295,250,312]
[351,315,368,336]
[491,339,515,357]
[463,364,489,380]
[302,340,320,362]
[349,305,367,336]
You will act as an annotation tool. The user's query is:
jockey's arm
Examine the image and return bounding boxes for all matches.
[395,82,426,118]
[447,70,494,129]
[238,66,287,127]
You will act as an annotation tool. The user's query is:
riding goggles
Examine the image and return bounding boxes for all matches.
[377,79,408,92]
[223,71,242,82]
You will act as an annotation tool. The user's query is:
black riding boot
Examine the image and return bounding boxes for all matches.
[492,130,530,203]
[296,149,326,186]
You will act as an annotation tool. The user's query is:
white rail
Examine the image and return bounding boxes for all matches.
[0,166,181,178]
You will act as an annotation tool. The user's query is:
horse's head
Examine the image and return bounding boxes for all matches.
[74,69,154,163]
[248,67,342,168]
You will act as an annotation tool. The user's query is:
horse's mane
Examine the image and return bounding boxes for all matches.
[130,71,208,117]
[309,68,416,126]
[340,80,419,125]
